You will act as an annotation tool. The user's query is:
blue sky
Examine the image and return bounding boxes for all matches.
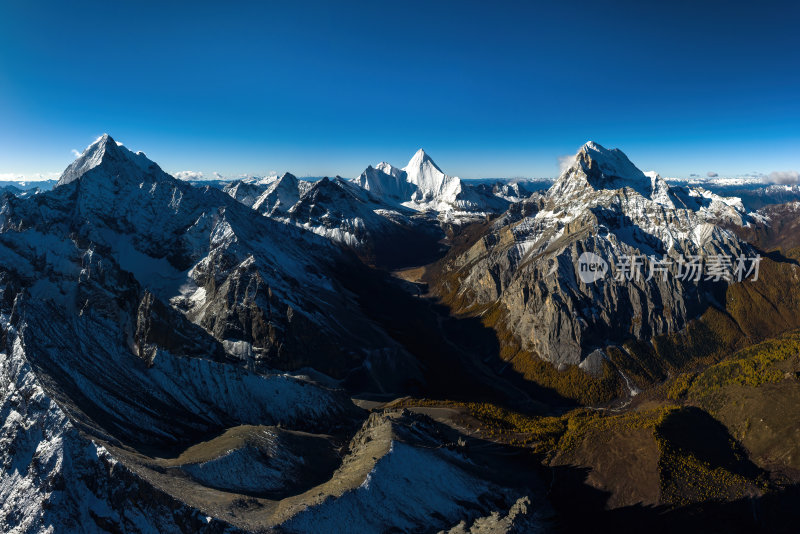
[0,0,798,180]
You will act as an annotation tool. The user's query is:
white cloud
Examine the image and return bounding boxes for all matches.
[173,170,204,181]
[764,170,800,185]
[707,172,718,178]
[71,149,81,158]
[558,155,574,174]
[33,172,60,180]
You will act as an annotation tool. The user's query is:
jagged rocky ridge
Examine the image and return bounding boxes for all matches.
[281,176,445,266]
[218,171,444,267]
[431,142,755,369]
[215,150,536,266]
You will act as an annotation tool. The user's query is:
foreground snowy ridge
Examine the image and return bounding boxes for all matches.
[0,327,236,533]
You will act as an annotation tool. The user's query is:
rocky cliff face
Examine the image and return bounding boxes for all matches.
[432,142,754,368]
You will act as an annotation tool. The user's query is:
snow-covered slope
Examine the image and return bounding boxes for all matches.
[0,332,237,533]
[487,180,545,202]
[288,177,406,247]
[278,411,549,533]
[671,181,800,211]
[0,179,57,192]
[0,184,49,199]
[175,426,337,497]
[353,164,416,202]
[540,141,749,252]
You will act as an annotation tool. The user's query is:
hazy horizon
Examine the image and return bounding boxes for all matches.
[1,136,797,184]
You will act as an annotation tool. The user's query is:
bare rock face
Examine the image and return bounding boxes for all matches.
[433,142,753,367]
[134,290,226,366]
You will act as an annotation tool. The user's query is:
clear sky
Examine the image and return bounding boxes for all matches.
[0,0,798,180]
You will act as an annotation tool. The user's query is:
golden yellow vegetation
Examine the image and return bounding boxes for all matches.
[392,397,678,458]
[666,372,696,400]
[657,438,756,505]
[688,330,800,396]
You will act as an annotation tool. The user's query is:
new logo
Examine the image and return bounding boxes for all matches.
[577,251,608,283]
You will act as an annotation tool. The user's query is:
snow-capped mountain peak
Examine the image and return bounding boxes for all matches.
[550,141,652,200]
[435,142,756,368]
[403,148,444,179]
[252,171,302,215]
[348,149,519,217]
[57,133,165,187]
[539,141,751,259]
[404,148,436,169]
[577,140,648,185]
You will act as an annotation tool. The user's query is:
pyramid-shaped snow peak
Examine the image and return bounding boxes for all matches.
[57,134,166,187]
[404,148,437,170]
[253,172,301,215]
[402,149,462,204]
